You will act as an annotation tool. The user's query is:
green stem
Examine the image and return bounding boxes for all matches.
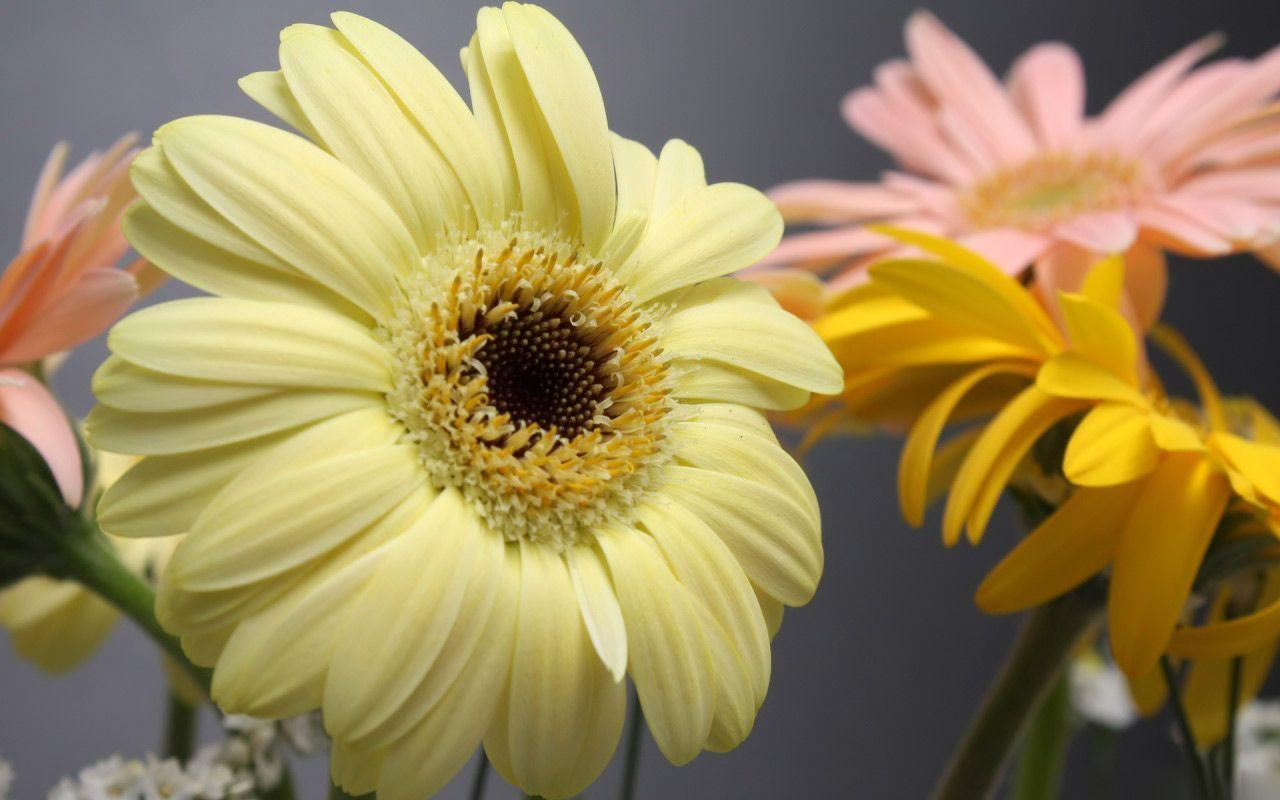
[1161,656,1214,800]
[470,751,490,800]
[931,585,1104,800]
[162,690,197,762]
[1010,674,1073,800]
[1223,656,1243,799]
[57,523,212,694]
[622,686,645,800]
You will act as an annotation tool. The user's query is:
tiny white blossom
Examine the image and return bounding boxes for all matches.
[0,757,13,800]
[1237,702,1280,800]
[1069,652,1138,730]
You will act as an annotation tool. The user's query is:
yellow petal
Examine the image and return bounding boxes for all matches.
[975,483,1142,614]
[664,465,822,606]
[330,742,382,797]
[1170,587,1280,661]
[1036,352,1145,405]
[899,362,1035,527]
[1150,324,1227,432]
[1057,291,1139,386]
[1212,433,1280,507]
[331,11,504,221]
[499,543,624,797]
[598,529,714,766]
[157,115,415,318]
[1109,454,1230,679]
[279,25,464,249]
[1064,403,1160,486]
[502,2,615,251]
[754,585,784,640]
[870,258,1052,356]
[668,359,810,411]
[0,579,118,674]
[943,386,1083,545]
[619,183,782,303]
[237,70,325,145]
[568,545,628,682]
[1081,254,1125,309]
[108,298,391,391]
[660,278,842,395]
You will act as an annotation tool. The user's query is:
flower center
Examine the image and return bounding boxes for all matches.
[962,152,1147,230]
[383,221,674,547]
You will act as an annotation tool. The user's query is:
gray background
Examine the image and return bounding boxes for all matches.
[2,1,1280,797]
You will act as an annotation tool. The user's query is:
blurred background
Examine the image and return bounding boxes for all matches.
[3,0,1280,797]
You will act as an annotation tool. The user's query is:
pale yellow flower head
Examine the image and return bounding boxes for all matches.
[86,5,840,799]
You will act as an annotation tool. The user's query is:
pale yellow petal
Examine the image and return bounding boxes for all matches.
[157,115,415,318]
[500,543,624,796]
[279,25,463,248]
[461,32,519,215]
[660,278,842,395]
[612,133,657,222]
[598,529,714,765]
[620,183,782,303]
[668,359,811,411]
[650,139,706,218]
[237,70,325,144]
[170,445,423,591]
[108,298,391,391]
[332,11,504,221]
[503,2,615,250]
[94,355,275,413]
[662,465,822,606]
[568,545,628,682]
[5,588,118,674]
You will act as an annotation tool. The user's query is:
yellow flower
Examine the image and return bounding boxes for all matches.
[0,452,186,685]
[820,228,1280,683]
[87,6,840,799]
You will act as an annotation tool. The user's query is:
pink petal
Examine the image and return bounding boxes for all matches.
[1096,34,1223,146]
[1008,43,1085,150]
[1176,168,1280,203]
[22,142,69,248]
[755,226,899,270]
[0,369,82,507]
[957,228,1050,275]
[767,180,920,224]
[741,268,827,321]
[0,214,94,360]
[1141,60,1252,161]
[904,11,1037,163]
[1122,242,1168,331]
[1135,199,1233,256]
[0,268,138,364]
[1162,193,1279,243]
[842,87,974,185]
[1153,45,1280,165]
[881,171,966,223]
[1191,123,1280,170]
[1053,210,1140,254]
[873,59,937,125]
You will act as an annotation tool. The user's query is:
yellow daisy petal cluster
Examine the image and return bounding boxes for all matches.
[821,226,1280,685]
[86,6,841,799]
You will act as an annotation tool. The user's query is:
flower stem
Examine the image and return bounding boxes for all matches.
[931,584,1104,800]
[163,690,197,762]
[1009,673,1073,800]
[1161,656,1214,800]
[470,751,490,800]
[622,686,645,800]
[56,521,212,695]
[1223,656,1242,799]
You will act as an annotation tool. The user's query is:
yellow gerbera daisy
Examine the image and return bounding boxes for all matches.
[819,228,1280,683]
[86,5,840,799]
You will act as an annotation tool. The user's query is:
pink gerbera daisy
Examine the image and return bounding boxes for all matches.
[0,136,160,505]
[752,11,1280,325]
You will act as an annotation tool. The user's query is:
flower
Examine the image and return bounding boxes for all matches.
[1238,702,1280,800]
[88,5,840,799]
[819,227,1280,682]
[0,137,161,507]
[0,758,12,800]
[0,451,185,678]
[754,11,1280,325]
